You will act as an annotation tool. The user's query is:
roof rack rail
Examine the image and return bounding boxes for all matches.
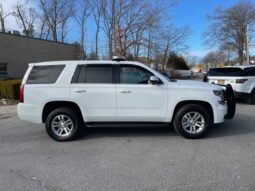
[112,56,125,62]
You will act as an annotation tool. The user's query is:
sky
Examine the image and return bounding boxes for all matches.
[1,0,255,58]
[171,0,245,57]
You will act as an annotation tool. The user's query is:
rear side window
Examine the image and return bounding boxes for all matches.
[26,65,65,84]
[207,68,244,77]
[86,66,112,83]
[243,67,255,76]
[71,65,113,84]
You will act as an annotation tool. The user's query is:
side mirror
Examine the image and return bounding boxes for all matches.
[149,76,160,84]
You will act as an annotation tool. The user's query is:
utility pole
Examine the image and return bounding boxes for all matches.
[246,24,250,64]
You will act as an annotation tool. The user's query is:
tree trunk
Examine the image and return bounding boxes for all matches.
[0,17,5,32]
[95,19,100,59]
[108,34,113,59]
[238,49,243,65]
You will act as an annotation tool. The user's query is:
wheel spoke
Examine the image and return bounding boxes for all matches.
[65,120,73,126]
[65,128,70,133]
[183,123,190,129]
[57,128,61,134]
[194,113,200,120]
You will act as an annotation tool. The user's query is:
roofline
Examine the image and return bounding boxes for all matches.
[212,65,255,69]
[28,60,149,68]
[0,31,76,47]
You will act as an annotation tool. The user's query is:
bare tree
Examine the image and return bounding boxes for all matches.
[90,0,104,59]
[38,15,50,39]
[101,0,115,59]
[0,0,12,32]
[159,25,190,71]
[204,0,255,64]
[39,0,73,42]
[100,0,178,60]
[74,0,91,59]
[202,50,227,68]
[13,0,37,37]
[145,0,178,60]
[219,43,235,65]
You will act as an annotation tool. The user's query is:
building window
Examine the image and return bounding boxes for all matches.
[0,63,8,76]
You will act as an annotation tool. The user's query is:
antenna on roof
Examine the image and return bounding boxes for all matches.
[112,56,125,62]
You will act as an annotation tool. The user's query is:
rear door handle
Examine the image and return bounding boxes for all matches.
[120,90,131,94]
[75,90,86,93]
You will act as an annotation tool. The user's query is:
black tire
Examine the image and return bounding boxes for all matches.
[173,104,212,139]
[45,107,83,141]
[247,89,255,105]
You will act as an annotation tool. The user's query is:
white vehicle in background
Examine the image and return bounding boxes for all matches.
[18,60,235,141]
[204,65,255,104]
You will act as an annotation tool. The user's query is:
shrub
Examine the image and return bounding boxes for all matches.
[167,53,189,70]
[0,79,22,100]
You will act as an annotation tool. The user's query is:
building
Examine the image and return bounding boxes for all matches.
[0,32,82,79]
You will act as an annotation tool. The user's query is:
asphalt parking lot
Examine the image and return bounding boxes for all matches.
[0,103,255,191]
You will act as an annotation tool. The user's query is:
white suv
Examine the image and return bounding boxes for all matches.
[18,60,235,141]
[204,65,255,104]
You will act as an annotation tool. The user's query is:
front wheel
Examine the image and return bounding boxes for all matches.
[173,104,212,139]
[45,107,83,141]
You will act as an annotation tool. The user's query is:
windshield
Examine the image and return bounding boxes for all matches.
[207,68,244,77]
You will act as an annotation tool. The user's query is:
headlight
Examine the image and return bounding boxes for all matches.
[213,90,225,104]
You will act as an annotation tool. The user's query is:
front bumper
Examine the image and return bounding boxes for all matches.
[214,104,228,123]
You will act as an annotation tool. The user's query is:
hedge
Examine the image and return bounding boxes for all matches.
[0,80,22,100]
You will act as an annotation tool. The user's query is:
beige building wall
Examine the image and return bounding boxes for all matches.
[0,32,81,78]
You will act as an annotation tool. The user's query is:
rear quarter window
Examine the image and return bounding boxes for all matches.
[243,67,255,76]
[26,65,65,84]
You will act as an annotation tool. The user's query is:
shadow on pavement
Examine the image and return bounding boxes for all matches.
[76,112,255,140]
[77,126,177,140]
[208,114,255,138]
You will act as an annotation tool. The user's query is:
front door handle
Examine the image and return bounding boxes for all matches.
[120,90,131,94]
[75,90,86,93]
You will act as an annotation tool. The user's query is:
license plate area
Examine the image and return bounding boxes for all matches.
[218,80,225,85]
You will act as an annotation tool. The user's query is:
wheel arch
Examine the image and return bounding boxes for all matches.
[172,100,214,122]
[42,101,83,123]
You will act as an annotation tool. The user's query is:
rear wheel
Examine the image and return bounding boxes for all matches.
[247,89,255,105]
[45,107,83,141]
[173,104,212,139]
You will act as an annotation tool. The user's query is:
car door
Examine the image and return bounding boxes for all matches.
[70,64,116,122]
[116,64,168,122]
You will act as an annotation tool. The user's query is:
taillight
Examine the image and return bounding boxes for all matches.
[19,84,24,103]
[236,79,248,84]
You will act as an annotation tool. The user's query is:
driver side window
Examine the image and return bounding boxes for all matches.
[120,65,152,84]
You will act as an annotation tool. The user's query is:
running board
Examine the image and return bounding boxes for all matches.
[85,122,170,128]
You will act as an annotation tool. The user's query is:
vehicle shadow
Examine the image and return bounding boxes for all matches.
[235,98,255,105]
[77,126,177,140]
[77,112,255,140]
[208,114,255,138]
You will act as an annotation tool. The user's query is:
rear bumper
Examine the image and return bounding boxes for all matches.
[234,91,249,99]
[17,103,42,124]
